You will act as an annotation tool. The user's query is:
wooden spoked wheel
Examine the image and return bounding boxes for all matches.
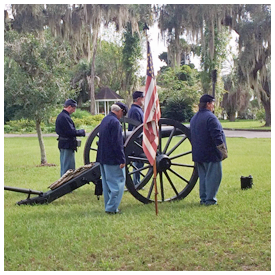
[124,118,198,204]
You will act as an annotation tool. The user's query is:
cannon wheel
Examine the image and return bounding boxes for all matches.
[124,118,198,204]
[84,124,100,165]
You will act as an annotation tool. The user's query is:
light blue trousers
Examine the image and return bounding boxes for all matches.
[60,149,75,177]
[133,162,144,186]
[196,162,222,205]
[100,164,125,212]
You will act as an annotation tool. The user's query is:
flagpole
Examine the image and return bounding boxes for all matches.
[143,23,158,216]
[153,159,158,215]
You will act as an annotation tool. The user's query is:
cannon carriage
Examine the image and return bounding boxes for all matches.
[5,117,198,205]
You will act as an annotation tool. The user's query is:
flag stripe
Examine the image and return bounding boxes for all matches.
[142,41,161,166]
[144,81,159,121]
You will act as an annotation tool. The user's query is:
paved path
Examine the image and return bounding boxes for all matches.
[223,129,271,138]
[4,130,271,139]
[4,133,58,138]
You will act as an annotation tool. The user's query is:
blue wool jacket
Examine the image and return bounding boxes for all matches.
[190,109,226,163]
[127,104,144,131]
[55,110,85,150]
[96,112,125,165]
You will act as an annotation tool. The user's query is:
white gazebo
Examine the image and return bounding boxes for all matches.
[95,87,124,116]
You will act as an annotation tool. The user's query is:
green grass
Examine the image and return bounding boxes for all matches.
[219,119,270,130]
[4,136,271,271]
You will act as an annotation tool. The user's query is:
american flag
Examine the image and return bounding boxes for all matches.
[142,41,161,166]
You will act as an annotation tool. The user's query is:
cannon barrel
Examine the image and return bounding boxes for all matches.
[122,125,186,141]
[4,186,43,196]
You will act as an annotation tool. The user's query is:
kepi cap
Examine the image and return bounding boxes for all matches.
[115,101,128,116]
[133,91,144,100]
[199,94,215,103]
[64,99,77,107]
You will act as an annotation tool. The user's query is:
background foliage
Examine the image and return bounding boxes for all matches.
[158,65,202,121]
[4,29,74,123]
[4,110,104,134]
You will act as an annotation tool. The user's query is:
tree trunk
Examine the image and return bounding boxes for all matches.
[89,29,98,115]
[262,97,271,127]
[35,119,47,165]
[175,28,181,67]
[261,78,271,127]
[89,57,96,115]
[229,112,236,122]
[251,51,271,127]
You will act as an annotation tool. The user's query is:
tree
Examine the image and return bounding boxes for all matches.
[47,4,151,114]
[228,5,271,126]
[82,4,151,113]
[199,26,230,94]
[157,64,202,121]
[71,36,143,107]
[167,38,192,68]
[121,22,143,96]
[157,4,189,68]
[157,4,271,124]
[7,4,153,114]
[157,4,231,109]
[4,30,74,165]
[96,40,124,92]
[158,52,169,66]
[222,74,251,121]
[71,39,124,107]
[71,59,91,106]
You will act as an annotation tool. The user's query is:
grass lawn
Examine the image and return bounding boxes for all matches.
[4,136,271,271]
[219,119,270,130]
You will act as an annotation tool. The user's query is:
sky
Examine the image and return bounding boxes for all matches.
[141,23,167,75]
[139,22,201,76]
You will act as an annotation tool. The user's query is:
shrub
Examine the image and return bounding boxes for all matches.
[162,96,194,122]
[89,114,104,124]
[4,114,105,134]
[71,109,92,119]
[256,108,265,122]
[72,114,104,128]
[72,118,85,128]
[71,110,104,128]
[5,119,36,133]
[42,126,56,133]
[4,125,12,133]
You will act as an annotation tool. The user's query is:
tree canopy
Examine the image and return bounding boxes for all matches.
[4,4,271,125]
[4,29,74,164]
[156,4,271,125]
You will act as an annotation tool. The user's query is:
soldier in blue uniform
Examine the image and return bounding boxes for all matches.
[96,102,128,214]
[55,99,85,176]
[127,91,144,187]
[190,94,228,205]
[128,91,144,131]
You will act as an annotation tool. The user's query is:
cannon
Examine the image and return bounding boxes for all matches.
[84,117,198,204]
[5,117,198,205]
